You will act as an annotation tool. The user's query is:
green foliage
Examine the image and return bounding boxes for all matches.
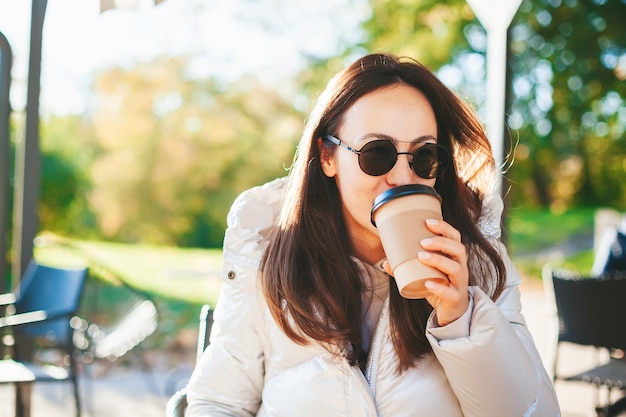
[40,114,99,237]
[508,0,626,210]
[32,0,626,250]
[51,57,301,247]
[358,0,475,68]
[38,57,302,248]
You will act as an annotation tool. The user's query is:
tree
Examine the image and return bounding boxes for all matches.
[345,0,626,211]
[359,0,475,68]
[86,56,300,247]
[36,0,626,248]
[40,114,98,236]
[509,0,626,210]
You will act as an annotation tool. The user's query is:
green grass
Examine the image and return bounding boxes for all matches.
[34,207,597,303]
[505,207,596,279]
[35,234,223,305]
[512,249,595,281]
[506,206,595,255]
[28,207,598,347]
[33,234,224,351]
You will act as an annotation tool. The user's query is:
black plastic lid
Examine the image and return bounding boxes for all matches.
[371,184,441,226]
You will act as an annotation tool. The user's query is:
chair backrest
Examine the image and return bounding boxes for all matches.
[89,299,158,361]
[165,304,213,417]
[14,260,89,345]
[549,268,626,351]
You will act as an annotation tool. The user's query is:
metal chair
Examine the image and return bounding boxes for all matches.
[165,304,213,417]
[544,266,626,416]
[69,265,160,414]
[35,234,162,415]
[0,260,89,417]
[32,234,159,367]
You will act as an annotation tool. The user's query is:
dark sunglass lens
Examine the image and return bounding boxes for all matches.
[413,143,444,179]
[359,141,397,176]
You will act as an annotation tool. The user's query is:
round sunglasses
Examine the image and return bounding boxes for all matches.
[323,135,450,179]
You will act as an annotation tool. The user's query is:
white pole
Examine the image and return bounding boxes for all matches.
[485,27,508,182]
[466,0,523,193]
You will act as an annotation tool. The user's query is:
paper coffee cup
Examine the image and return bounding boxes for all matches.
[371,185,448,299]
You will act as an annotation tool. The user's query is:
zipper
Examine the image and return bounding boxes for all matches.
[365,297,389,395]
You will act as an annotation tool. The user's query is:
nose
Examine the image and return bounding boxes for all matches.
[385,152,417,186]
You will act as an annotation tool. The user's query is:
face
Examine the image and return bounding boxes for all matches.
[320,84,438,263]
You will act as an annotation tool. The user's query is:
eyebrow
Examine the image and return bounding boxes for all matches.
[356,133,437,144]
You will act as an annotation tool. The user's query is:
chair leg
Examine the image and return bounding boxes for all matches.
[552,345,559,388]
[70,354,81,417]
[15,382,32,417]
[72,378,81,417]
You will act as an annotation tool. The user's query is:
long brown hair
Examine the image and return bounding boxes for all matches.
[260,53,506,372]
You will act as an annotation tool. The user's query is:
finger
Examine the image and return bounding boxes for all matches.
[418,250,466,282]
[418,237,469,290]
[420,235,467,264]
[424,218,461,242]
[424,280,469,326]
[424,279,450,298]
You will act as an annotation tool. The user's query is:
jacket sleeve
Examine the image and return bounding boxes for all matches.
[425,192,560,417]
[186,177,286,417]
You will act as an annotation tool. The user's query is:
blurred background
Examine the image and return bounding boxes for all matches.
[0,0,625,415]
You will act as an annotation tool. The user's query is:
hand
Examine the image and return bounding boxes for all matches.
[418,219,469,326]
[383,218,469,326]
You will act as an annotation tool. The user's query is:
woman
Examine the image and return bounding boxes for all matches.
[186,53,560,416]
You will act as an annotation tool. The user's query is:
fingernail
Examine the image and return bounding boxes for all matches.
[418,251,431,260]
[420,238,433,247]
[424,280,435,289]
[426,219,439,225]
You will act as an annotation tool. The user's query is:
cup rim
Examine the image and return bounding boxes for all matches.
[371,184,441,227]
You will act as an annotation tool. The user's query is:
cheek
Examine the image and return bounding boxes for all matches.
[345,193,376,228]
[335,172,380,230]
[332,151,385,228]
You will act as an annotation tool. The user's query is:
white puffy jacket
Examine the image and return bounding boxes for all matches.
[186,177,560,417]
